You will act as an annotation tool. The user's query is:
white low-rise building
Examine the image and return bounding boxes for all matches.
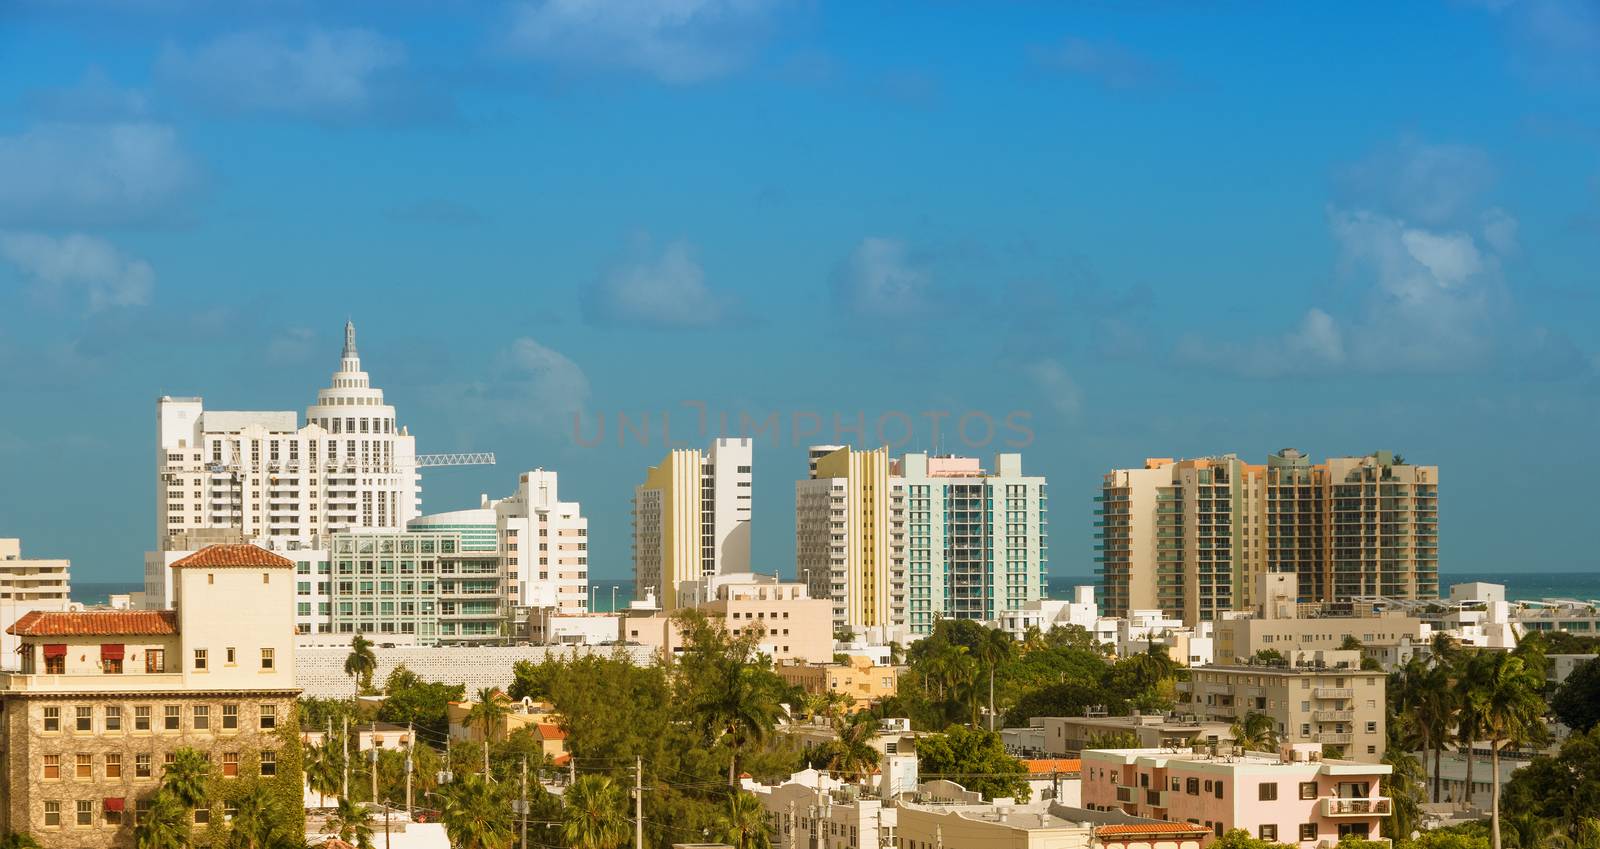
[0,538,71,667]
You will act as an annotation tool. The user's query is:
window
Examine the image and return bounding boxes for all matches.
[1260,825,1278,841]
[105,799,123,825]
[43,754,60,779]
[226,647,236,665]
[135,706,152,731]
[1301,824,1318,841]
[43,801,60,827]
[146,649,165,673]
[260,751,276,776]
[44,650,65,675]
[1186,778,1200,795]
[222,752,238,777]
[76,800,93,826]
[222,704,238,729]
[75,705,93,732]
[1259,782,1279,801]
[105,753,122,778]
[259,704,276,729]
[43,706,60,732]
[1366,721,1378,733]
[76,753,92,778]
[1300,781,1318,799]
[195,808,210,825]
[1214,781,1225,800]
[165,705,181,731]
[136,754,152,778]
[105,706,122,731]
[260,648,275,670]
[194,705,210,731]
[194,649,208,671]
[164,752,176,771]
[136,799,152,824]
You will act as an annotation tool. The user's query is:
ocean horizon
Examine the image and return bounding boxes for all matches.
[70,571,1600,610]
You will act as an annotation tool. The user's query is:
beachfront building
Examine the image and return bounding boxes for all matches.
[1081,745,1393,845]
[494,469,590,616]
[1098,450,1438,624]
[0,545,303,849]
[632,439,753,612]
[0,538,72,666]
[327,524,504,644]
[796,446,907,637]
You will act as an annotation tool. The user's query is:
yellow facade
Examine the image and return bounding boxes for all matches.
[635,450,705,611]
[811,447,896,629]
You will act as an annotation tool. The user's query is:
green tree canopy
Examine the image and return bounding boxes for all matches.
[1552,656,1600,733]
[913,725,1030,802]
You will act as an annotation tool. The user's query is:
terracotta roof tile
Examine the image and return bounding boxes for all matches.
[1022,758,1081,775]
[535,723,568,740]
[1096,823,1212,837]
[7,610,179,637]
[170,544,295,569]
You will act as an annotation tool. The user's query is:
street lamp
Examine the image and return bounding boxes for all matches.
[611,585,618,612]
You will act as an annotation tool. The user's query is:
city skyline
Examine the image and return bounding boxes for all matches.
[3,2,1599,582]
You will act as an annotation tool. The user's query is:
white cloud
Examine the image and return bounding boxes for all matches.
[1025,359,1082,419]
[267,326,317,364]
[582,238,728,327]
[0,232,154,311]
[503,0,787,84]
[502,337,592,417]
[0,122,199,226]
[26,67,149,121]
[157,28,447,124]
[1177,308,1347,378]
[1481,207,1520,255]
[1030,37,1169,90]
[833,237,931,318]
[1336,138,1494,225]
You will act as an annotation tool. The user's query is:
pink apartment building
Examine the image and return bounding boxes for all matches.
[1081,744,1392,847]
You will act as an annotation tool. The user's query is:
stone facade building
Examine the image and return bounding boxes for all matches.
[0,545,303,848]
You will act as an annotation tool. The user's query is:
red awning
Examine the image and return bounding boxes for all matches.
[101,644,125,661]
[103,797,125,812]
[42,644,66,659]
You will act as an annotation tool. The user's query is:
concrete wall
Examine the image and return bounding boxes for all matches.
[293,644,654,697]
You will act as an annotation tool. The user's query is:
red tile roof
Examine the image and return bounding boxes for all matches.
[1022,758,1081,775]
[8,610,179,637]
[535,723,568,740]
[170,544,295,569]
[1096,823,1212,838]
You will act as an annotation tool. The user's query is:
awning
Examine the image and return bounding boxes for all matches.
[101,644,125,661]
[42,644,66,659]
[103,797,125,813]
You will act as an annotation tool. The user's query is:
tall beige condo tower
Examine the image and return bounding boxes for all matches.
[796,446,906,635]
[0,539,71,668]
[1098,449,1438,623]
[632,438,753,610]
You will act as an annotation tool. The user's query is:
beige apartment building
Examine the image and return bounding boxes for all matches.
[0,544,303,849]
[623,577,834,664]
[777,655,902,709]
[1035,713,1236,758]
[632,439,753,611]
[1179,650,1386,763]
[797,446,907,636]
[1098,449,1438,623]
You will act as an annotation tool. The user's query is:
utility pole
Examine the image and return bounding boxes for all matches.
[370,720,379,804]
[384,802,391,849]
[634,755,643,849]
[342,715,349,799]
[788,801,796,849]
[521,756,529,849]
[405,723,414,818]
[569,756,575,787]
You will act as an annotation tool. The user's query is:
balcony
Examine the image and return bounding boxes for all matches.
[1314,688,1354,699]
[0,671,187,693]
[1313,710,1354,722]
[1317,733,1353,744]
[1321,797,1391,817]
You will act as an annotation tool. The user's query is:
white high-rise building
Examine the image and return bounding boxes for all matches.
[632,438,753,610]
[148,322,419,617]
[0,538,71,667]
[493,469,589,614]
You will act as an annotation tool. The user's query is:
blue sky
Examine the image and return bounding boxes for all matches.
[2,0,1598,584]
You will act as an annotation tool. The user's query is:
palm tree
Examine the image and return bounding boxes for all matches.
[825,713,880,782]
[0,833,41,849]
[161,746,211,811]
[974,629,1015,731]
[1456,652,1489,811]
[440,772,513,849]
[133,790,190,849]
[466,687,510,778]
[562,774,630,849]
[323,796,375,849]
[1469,652,1547,849]
[715,791,773,849]
[1407,658,1457,802]
[711,664,784,784]
[228,784,281,849]
[1381,744,1426,843]
[304,740,343,807]
[345,633,378,696]
[1229,712,1279,753]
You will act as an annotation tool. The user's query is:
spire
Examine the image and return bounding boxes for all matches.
[342,320,358,359]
